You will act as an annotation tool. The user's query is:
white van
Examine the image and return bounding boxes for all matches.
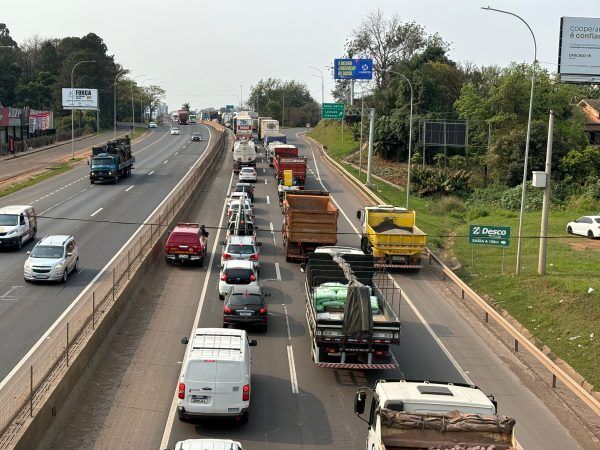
[0,205,37,249]
[178,328,257,423]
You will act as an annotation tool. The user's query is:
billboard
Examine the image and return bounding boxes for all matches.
[62,88,98,110]
[29,111,53,132]
[424,121,467,147]
[334,58,373,80]
[558,16,600,83]
[0,107,23,127]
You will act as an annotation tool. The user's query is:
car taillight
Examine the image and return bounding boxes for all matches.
[250,273,256,282]
[259,307,267,315]
[178,382,185,399]
[242,384,250,401]
[223,253,232,260]
[249,253,259,260]
[224,306,233,314]
[220,273,227,281]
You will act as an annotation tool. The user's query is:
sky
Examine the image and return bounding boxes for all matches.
[3,0,599,111]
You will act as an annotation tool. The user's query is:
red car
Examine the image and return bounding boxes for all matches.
[165,223,208,265]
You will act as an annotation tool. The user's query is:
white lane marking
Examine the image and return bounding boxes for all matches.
[264,179,268,184]
[160,166,232,449]
[163,160,168,164]
[174,152,179,155]
[1,286,23,299]
[90,207,103,217]
[283,304,292,340]
[125,186,134,192]
[182,146,186,149]
[269,222,276,246]
[287,345,299,394]
[40,191,84,215]
[148,170,154,175]
[275,262,281,281]
[133,128,169,155]
[300,132,473,384]
[266,195,270,205]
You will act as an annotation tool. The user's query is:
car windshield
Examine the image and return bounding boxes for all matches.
[226,244,255,255]
[192,133,200,137]
[0,214,18,226]
[596,218,600,223]
[228,293,263,306]
[30,245,64,258]
[241,168,254,173]
[170,233,198,244]
[172,128,179,131]
[91,157,113,167]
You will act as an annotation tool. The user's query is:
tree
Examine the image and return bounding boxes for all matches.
[182,103,190,111]
[144,85,166,120]
[248,79,318,126]
[0,23,20,106]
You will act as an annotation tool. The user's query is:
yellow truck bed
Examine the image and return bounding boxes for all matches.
[366,209,426,258]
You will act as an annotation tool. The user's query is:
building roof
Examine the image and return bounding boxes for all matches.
[579,99,600,125]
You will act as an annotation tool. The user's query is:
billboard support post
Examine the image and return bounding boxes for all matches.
[538,111,555,276]
[366,108,375,186]
[70,60,96,159]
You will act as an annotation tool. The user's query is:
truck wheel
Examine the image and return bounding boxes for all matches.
[90,180,95,184]
[16,237,22,250]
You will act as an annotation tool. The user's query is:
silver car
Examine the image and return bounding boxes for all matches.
[24,235,79,282]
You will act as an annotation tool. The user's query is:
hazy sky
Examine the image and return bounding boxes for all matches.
[3,0,599,111]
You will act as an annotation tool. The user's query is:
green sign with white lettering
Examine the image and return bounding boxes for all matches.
[322,103,345,119]
[469,224,511,247]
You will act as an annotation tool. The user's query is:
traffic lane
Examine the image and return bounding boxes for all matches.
[0,127,211,379]
[167,154,351,449]
[49,136,229,450]
[285,131,582,449]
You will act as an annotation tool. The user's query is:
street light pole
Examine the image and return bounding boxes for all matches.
[482,6,537,275]
[309,66,324,111]
[130,75,146,133]
[71,59,96,159]
[114,70,125,139]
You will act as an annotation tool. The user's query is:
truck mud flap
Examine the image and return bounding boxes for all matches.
[315,362,398,370]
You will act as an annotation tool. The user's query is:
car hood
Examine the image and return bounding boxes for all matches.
[0,225,18,233]
[27,257,63,267]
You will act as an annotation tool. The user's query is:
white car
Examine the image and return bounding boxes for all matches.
[24,235,79,282]
[228,191,252,206]
[170,127,180,135]
[566,215,600,238]
[218,260,258,299]
[227,199,253,218]
[220,235,261,272]
[148,122,157,128]
[239,167,257,183]
[172,439,245,450]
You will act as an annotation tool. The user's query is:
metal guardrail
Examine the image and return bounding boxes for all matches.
[0,122,228,448]
[306,134,600,417]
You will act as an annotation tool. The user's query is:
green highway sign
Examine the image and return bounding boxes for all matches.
[322,103,345,119]
[469,224,511,247]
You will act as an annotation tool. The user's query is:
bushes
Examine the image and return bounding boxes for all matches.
[410,165,471,197]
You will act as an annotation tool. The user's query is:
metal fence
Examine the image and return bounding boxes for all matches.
[0,130,87,156]
[0,123,229,448]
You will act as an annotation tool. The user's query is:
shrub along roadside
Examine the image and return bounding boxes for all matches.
[308,120,600,389]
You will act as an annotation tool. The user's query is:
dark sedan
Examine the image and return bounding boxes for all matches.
[223,285,269,331]
[191,132,202,141]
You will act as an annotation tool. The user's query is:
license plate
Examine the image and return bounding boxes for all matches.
[191,395,209,403]
[34,274,48,279]
[239,311,252,316]
[228,407,240,412]
[178,254,189,259]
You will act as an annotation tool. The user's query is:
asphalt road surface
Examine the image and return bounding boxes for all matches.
[48,129,586,450]
[0,123,211,381]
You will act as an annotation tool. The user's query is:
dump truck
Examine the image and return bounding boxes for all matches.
[356,205,427,270]
[282,191,338,261]
[89,136,135,184]
[274,156,307,185]
[178,109,189,125]
[354,379,516,449]
[304,247,401,369]
[267,143,297,166]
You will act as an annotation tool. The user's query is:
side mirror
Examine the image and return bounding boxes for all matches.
[66,252,73,257]
[180,337,189,345]
[249,339,257,347]
[300,263,306,273]
[26,251,31,255]
[354,391,366,415]
[356,210,362,220]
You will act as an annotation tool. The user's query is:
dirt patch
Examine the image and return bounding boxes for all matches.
[345,150,407,186]
[568,238,600,252]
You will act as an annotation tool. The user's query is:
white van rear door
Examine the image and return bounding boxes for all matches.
[185,360,217,413]
[213,361,246,414]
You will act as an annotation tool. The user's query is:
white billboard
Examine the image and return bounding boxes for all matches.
[558,17,600,83]
[62,88,98,110]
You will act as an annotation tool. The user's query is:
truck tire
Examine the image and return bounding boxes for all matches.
[90,180,95,184]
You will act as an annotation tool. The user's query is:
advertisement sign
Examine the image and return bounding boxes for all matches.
[29,111,53,133]
[334,58,373,80]
[469,225,511,247]
[62,88,98,110]
[558,17,600,83]
[322,103,345,119]
[0,107,23,127]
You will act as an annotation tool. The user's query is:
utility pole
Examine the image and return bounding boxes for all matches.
[366,108,376,186]
[538,110,554,276]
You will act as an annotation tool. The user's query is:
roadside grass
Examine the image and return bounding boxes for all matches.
[309,120,600,388]
[0,163,72,199]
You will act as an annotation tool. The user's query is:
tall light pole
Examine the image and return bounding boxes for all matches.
[388,71,414,209]
[240,84,243,110]
[140,77,155,126]
[309,66,324,110]
[113,70,126,138]
[482,6,537,275]
[71,59,96,159]
[130,74,146,132]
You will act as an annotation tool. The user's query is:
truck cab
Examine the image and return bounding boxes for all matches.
[355,380,516,450]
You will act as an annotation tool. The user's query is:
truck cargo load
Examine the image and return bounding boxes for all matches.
[90,136,135,184]
[304,248,401,369]
[178,109,189,125]
[233,140,257,173]
[263,133,286,148]
[282,191,338,261]
[267,143,297,166]
[354,380,516,450]
[274,156,307,185]
[259,119,279,140]
[233,113,253,140]
[357,205,427,270]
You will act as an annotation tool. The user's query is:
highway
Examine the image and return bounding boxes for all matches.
[46,129,589,449]
[0,123,212,381]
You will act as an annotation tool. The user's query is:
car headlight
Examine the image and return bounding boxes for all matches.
[54,263,64,271]
[24,260,31,269]
[108,171,113,175]
[6,229,17,235]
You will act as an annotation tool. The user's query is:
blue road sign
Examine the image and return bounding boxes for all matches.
[334,58,373,80]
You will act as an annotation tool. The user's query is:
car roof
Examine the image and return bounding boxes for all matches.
[174,439,242,450]
[228,285,262,295]
[222,260,254,269]
[240,167,255,171]
[579,215,600,219]
[188,328,247,362]
[38,235,72,246]
[192,132,200,135]
[172,223,200,234]
[0,205,34,214]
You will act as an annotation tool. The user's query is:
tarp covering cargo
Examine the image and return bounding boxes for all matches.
[341,284,373,337]
[379,408,516,449]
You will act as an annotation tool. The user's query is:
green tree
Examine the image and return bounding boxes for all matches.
[0,23,20,106]
[248,79,318,126]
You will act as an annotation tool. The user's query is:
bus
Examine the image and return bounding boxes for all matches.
[189,114,197,124]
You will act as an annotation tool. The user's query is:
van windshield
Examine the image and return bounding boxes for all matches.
[31,245,64,258]
[0,214,18,226]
